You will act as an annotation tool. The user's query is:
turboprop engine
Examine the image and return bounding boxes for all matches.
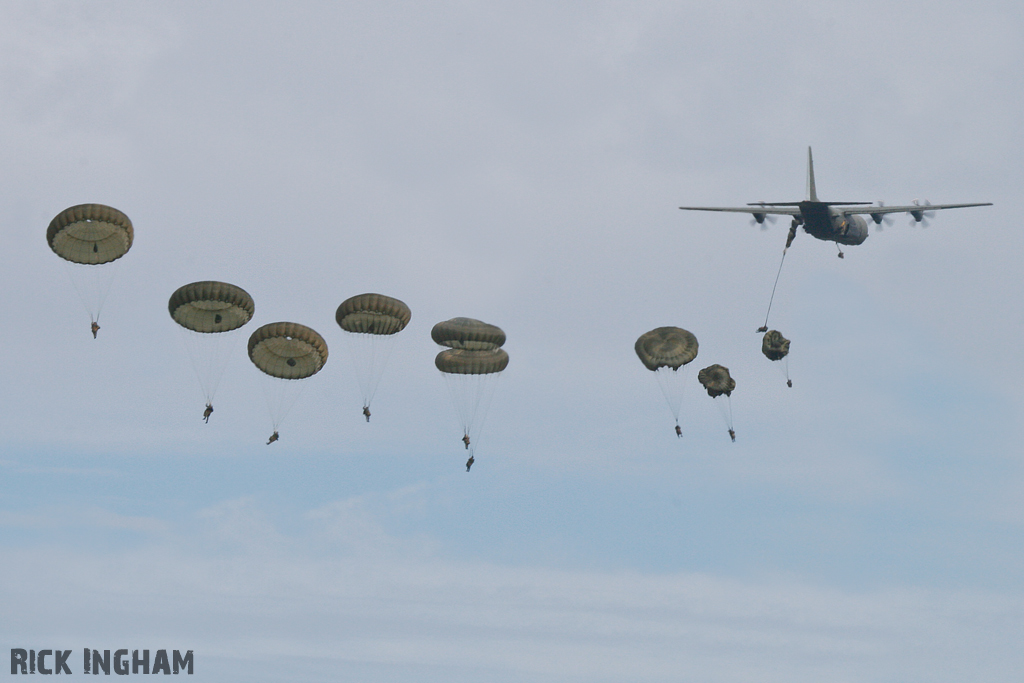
[834,213,868,245]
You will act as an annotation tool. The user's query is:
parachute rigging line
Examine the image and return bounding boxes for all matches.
[759,246,788,333]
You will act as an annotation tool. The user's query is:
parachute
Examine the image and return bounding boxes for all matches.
[761,329,792,387]
[697,364,735,398]
[248,322,328,438]
[432,319,508,464]
[47,204,133,336]
[698,364,737,441]
[431,317,506,350]
[169,281,255,417]
[335,293,411,420]
[435,348,510,375]
[635,327,699,435]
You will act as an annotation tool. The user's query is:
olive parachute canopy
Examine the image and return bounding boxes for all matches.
[47,204,133,265]
[336,293,411,335]
[169,281,254,333]
[431,317,506,350]
[248,322,328,379]
[635,327,699,371]
[698,364,736,398]
[761,330,790,361]
[435,348,510,375]
[434,326,509,462]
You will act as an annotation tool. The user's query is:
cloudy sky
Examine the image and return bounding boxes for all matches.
[1,1,1021,680]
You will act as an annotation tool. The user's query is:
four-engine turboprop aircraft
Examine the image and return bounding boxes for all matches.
[680,148,991,255]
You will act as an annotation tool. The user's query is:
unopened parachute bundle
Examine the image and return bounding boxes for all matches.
[48,203,134,336]
[169,281,255,420]
[248,322,328,442]
[635,326,699,436]
[698,364,737,441]
[432,317,509,467]
[336,293,411,421]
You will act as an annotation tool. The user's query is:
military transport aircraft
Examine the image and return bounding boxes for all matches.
[680,147,991,255]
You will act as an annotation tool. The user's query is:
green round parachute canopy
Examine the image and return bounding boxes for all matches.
[635,327,699,371]
[248,322,328,379]
[336,293,411,335]
[435,348,509,375]
[169,281,255,333]
[47,204,133,265]
[698,364,735,398]
[761,330,790,362]
[431,317,506,350]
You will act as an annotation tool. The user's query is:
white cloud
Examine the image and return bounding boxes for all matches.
[0,499,1019,682]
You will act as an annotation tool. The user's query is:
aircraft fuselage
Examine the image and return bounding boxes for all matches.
[797,201,869,245]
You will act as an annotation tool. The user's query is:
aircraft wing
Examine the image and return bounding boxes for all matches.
[678,205,801,216]
[836,202,992,215]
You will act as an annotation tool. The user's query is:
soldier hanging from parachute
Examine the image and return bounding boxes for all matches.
[47,204,133,339]
[335,293,411,424]
[432,318,508,470]
[248,322,328,444]
[169,281,255,424]
[761,330,792,387]
[635,326,699,439]
[698,364,737,442]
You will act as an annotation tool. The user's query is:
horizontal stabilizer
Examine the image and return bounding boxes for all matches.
[747,201,873,207]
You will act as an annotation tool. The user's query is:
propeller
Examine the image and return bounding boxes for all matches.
[870,201,893,230]
[749,202,778,230]
[909,199,934,227]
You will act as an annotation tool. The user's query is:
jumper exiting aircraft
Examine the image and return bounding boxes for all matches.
[679,147,991,256]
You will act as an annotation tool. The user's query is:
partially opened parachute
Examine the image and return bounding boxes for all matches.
[431,317,506,350]
[698,363,736,440]
[698,364,735,398]
[336,294,411,419]
[169,281,254,414]
[761,330,790,362]
[762,329,793,387]
[48,203,134,334]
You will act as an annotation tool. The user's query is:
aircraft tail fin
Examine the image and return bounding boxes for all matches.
[806,147,818,202]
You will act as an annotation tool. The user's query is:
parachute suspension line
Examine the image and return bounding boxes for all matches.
[261,377,309,432]
[759,246,788,333]
[654,366,686,423]
[442,370,502,451]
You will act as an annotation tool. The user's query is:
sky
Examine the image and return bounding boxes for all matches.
[1,1,1022,680]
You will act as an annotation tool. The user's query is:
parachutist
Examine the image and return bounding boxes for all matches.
[675,424,682,438]
[729,429,736,442]
[786,223,798,249]
[787,379,793,388]
[203,403,213,423]
[363,405,371,422]
[91,321,100,339]
[462,434,471,449]
[466,455,474,472]
[267,431,279,445]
